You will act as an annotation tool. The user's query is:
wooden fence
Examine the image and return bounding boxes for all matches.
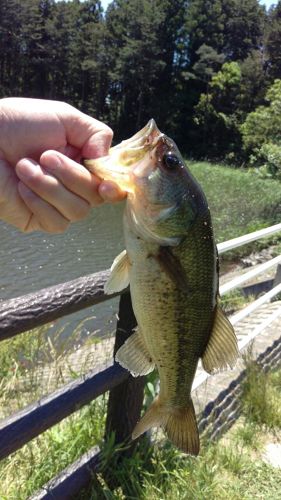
[0,223,281,499]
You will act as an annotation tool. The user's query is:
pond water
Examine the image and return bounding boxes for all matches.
[0,202,126,345]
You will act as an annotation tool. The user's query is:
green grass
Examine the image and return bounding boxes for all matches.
[190,162,281,255]
[80,363,281,500]
[220,289,255,315]
[240,357,281,429]
[0,398,107,499]
[1,332,280,499]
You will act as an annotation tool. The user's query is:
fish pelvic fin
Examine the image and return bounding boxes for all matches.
[132,397,200,456]
[202,306,239,374]
[115,329,155,377]
[105,249,130,294]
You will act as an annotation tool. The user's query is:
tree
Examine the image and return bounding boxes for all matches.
[241,79,281,178]
[241,79,281,153]
[192,44,225,83]
[265,1,281,80]
[0,0,26,96]
[183,0,265,157]
[186,0,265,65]
[194,62,242,159]
[105,0,188,139]
[224,0,265,61]
[239,50,267,113]
[186,0,227,67]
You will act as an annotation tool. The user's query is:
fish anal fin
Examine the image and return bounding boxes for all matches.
[105,249,130,294]
[115,330,155,377]
[156,246,190,291]
[202,306,239,374]
[132,397,199,456]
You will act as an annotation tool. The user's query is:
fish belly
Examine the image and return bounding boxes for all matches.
[126,232,215,407]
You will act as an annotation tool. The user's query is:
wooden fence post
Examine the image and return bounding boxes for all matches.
[105,292,146,451]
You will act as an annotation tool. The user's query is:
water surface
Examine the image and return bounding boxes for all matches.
[0,202,125,344]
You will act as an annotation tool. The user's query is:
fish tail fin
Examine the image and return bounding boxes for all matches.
[132,397,199,455]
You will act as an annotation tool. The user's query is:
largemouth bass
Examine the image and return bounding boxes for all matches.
[84,120,238,455]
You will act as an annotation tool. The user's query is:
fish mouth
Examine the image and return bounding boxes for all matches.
[83,119,163,192]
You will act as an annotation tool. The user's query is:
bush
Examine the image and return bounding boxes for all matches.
[241,79,281,178]
[257,143,281,180]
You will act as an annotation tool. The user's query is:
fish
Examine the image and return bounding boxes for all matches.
[84,120,238,455]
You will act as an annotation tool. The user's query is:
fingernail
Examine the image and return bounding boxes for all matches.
[99,182,125,201]
[16,159,39,180]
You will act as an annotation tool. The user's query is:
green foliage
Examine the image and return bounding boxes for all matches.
[258,143,281,180]
[241,79,281,150]
[0,325,50,379]
[0,397,107,498]
[239,50,267,112]
[220,289,252,315]
[105,0,188,138]
[192,44,225,83]
[194,62,243,160]
[210,61,241,90]
[2,363,280,498]
[241,79,281,177]
[0,0,275,162]
[265,2,281,80]
[223,0,265,61]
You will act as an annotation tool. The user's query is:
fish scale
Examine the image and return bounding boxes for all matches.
[84,119,238,454]
[125,204,216,403]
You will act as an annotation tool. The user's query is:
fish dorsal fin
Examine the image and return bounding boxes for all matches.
[105,249,130,294]
[202,306,239,374]
[115,329,155,377]
[156,246,190,291]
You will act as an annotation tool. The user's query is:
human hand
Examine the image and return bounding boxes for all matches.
[0,98,125,233]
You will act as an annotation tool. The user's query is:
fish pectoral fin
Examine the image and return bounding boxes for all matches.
[202,306,239,374]
[132,397,199,456]
[115,329,155,377]
[105,249,130,294]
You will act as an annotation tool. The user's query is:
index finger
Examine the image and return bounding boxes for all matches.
[40,150,126,205]
[59,106,113,159]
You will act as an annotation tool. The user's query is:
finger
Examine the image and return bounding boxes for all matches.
[81,127,113,159]
[18,182,70,233]
[56,143,80,161]
[40,150,104,206]
[16,158,91,222]
[98,180,127,203]
[60,107,113,158]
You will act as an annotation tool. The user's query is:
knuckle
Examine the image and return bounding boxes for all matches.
[101,125,113,141]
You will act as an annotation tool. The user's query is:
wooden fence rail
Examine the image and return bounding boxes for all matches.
[0,224,281,498]
[0,363,128,461]
[0,269,116,341]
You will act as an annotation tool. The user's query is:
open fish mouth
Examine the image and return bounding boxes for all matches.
[84,119,163,192]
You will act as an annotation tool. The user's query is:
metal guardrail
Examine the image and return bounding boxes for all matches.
[0,223,280,498]
[220,254,281,295]
[217,223,281,254]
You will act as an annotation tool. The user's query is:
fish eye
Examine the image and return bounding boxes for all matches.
[163,152,181,170]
